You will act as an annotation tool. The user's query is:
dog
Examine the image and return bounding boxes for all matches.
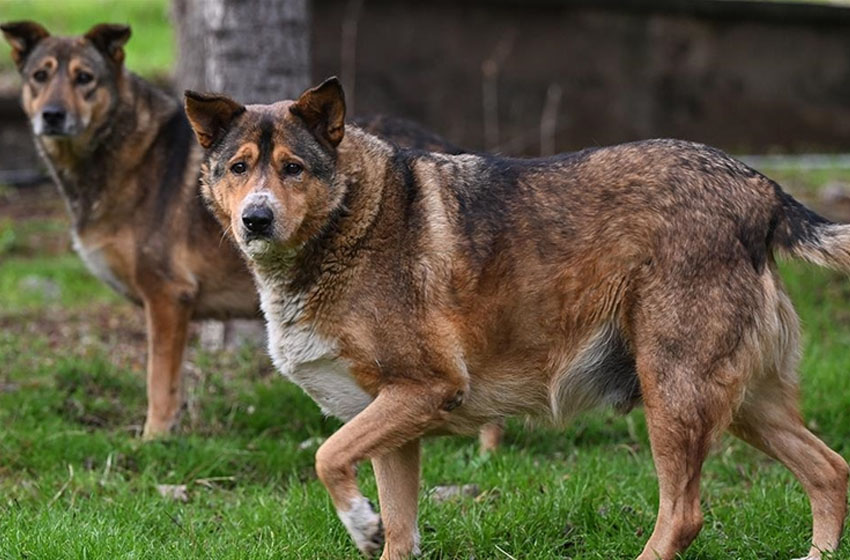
[1,21,505,449]
[185,76,850,560]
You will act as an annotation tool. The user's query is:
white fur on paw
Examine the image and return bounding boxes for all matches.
[338,496,384,557]
[412,524,421,556]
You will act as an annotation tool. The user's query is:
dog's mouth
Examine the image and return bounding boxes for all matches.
[239,233,300,269]
[240,234,273,258]
[38,128,75,138]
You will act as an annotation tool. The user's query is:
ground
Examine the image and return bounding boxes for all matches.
[2,167,850,560]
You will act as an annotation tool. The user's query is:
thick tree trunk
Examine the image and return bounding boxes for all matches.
[173,0,310,102]
[172,0,311,348]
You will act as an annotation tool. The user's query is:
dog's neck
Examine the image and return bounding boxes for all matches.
[34,70,181,232]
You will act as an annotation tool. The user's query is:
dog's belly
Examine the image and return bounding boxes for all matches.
[440,322,642,433]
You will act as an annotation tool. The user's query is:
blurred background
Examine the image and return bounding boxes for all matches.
[2,1,850,558]
[7,0,850,162]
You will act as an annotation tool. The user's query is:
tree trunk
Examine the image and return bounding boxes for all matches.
[172,0,311,349]
[173,0,310,103]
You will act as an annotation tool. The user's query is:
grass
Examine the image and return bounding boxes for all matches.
[0,0,173,78]
[1,174,850,559]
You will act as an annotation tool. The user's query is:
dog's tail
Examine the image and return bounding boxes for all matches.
[774,187,850,272]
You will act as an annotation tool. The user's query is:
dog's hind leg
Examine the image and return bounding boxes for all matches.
[731,380,848,559]
[635,354,740,560]
[478,420,504,454]
[315,381,464,558]
[630,273,752,560]
[142,294,193,439]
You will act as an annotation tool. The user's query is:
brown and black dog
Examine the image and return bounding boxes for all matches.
[185,77,849,560]
[1,22,507,447]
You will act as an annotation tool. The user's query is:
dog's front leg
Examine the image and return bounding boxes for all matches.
[373,439,421,559]
[141,294,193,439]
[316,382,463,558]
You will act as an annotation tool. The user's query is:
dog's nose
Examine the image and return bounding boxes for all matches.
[41,107,66,129]
[242,205,274,236]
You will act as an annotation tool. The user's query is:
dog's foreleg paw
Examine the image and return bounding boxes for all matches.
[338,496,384,557]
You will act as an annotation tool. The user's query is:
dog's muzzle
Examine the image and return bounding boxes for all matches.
[34,105,76,137]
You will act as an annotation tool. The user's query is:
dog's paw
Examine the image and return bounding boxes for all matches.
[411,525,421,556]
[338,496,384,557]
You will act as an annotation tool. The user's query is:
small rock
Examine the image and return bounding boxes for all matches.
[0,382,19,393]
[298,436,326,450]
[429,483,480,503]
[156,484,189,502]
[20,275,60,300]
[821,181,850,204]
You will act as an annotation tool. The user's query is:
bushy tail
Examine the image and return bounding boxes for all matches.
[774,189,850,272]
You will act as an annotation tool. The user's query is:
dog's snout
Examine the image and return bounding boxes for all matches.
[242,205,274,236]
[41,107,66,129]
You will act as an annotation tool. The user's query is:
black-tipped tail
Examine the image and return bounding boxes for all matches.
[774,189,850,272]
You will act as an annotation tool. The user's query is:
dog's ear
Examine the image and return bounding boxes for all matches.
[184,90,246,150]
[84,23,131,65]
[1,21,50,70]
[290,76,346,149]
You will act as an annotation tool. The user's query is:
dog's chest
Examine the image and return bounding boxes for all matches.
[71,230,135,300]
[260,289,372,422]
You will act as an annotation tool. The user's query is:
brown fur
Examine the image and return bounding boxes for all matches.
[186,77,850,559]
[1,23,504,447]
[2,21,259,438]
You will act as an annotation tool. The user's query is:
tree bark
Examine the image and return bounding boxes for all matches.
[173,0,310,102]
[172,0,311,348]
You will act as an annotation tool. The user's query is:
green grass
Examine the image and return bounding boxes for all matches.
[2,182,850,559]
[0,0,173,78]
[0,254,119,312]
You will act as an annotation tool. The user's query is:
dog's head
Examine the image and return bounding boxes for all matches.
[1,21,130,138]
[185,77,347,262]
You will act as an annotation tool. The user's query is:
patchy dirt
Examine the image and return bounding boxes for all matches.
[1,183,72,257]
[0,182,65,221]
[0,304,147,369]
[2,301,275,434]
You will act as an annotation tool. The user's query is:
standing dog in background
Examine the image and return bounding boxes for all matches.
[186,77,848,560]
[1,22,504,449]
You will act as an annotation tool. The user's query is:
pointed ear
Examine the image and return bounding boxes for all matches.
[184,90,246,150]
[1,21,50,70]
[290,77,346,149]
[84,23,131,65]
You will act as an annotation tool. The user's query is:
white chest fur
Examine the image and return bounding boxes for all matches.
[71,230,132,298]
[259,285,372,422]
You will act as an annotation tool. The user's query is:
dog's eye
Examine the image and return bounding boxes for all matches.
[75,71,94,85]
[283,162,303,176]
[32,70,48,83]
[230,162,247,175]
